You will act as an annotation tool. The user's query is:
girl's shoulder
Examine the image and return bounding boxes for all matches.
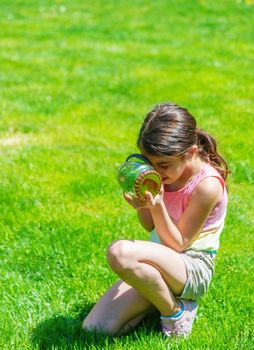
[192,176,224,206]
[190,163,226,208]
[181,163,224,195]
[199,163,226,190]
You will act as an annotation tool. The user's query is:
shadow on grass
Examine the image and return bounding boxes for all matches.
[31,303,160,350]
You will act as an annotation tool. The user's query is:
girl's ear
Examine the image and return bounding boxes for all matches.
[190,145,198,155]
[185,145,198,159]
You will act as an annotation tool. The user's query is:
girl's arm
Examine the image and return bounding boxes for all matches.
[137,208,154,231]
[148,177,223,252]
[123,193,154,231]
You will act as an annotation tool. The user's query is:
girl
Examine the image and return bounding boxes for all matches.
[83,102,229,337]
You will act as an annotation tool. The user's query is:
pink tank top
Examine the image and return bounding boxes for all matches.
[150,164,228,252]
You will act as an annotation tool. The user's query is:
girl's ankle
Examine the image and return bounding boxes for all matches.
[161,300,184,318]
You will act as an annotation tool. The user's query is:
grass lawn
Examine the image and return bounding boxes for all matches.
[0,0,254,349]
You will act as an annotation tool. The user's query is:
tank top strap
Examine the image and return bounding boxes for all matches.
[188,164,225,194]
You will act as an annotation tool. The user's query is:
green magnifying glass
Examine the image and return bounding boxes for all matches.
[117,153,162,199]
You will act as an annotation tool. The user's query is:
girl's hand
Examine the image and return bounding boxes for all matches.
[123,192,150,210]
[123,185,164,210]
[145,185,164,207]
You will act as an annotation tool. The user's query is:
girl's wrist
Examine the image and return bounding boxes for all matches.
[150,201,164,213]
[137,206,149,212]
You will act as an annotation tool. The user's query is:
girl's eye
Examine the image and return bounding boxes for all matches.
[159,164,171,169]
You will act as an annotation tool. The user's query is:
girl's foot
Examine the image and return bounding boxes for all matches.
[160,300,198,338]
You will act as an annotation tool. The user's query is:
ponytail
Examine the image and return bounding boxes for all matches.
[196,128,230,181]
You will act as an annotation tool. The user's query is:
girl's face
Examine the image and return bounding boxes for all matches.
[142,152,189,185]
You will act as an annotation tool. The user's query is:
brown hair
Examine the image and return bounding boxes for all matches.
[137,102,230,181]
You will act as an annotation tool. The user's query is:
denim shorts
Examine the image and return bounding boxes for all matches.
[179,250,215,301]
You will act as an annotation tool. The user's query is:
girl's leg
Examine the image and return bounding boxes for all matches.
[107,240,187,317]
[82,280,155,335]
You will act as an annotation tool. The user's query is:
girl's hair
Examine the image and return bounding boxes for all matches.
[137,102,230,181]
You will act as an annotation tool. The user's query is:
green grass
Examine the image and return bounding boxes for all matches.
[0,0,254,349]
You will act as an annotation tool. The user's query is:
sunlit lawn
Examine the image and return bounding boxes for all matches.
[0,1,253,349]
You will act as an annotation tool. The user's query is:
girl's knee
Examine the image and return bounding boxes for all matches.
[82,317,118,336]
[107,240,134,272]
